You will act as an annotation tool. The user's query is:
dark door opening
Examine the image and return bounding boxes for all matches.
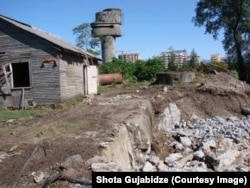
[12,62,30,88]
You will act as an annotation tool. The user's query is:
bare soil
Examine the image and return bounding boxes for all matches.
[0,72,249,188]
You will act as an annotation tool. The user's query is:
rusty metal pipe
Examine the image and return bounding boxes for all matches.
[98,73,123,85]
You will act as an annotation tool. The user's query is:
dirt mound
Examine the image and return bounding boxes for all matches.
[197,72,250,94]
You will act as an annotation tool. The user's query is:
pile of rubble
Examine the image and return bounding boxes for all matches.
[142,103,250,172]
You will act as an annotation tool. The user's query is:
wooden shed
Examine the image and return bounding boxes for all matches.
[0,15,101,108]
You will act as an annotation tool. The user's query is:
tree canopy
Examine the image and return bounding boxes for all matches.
[72,23,101,56]
[192,0,250,81]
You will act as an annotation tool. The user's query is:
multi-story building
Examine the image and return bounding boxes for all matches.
[160,50,187,69]
[118,53,140,63]
[211,54,221,62]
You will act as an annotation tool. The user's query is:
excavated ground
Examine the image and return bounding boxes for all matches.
[0,72,249,188]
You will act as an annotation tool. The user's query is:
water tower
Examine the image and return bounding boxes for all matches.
[91,8,122,63]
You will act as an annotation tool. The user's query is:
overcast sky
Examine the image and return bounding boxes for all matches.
[0,0,226,60]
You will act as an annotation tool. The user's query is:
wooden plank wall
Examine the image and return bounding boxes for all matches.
[0,19,61,107]
[59,54,84,101]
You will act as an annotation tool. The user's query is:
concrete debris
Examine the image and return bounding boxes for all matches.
[65,102,250,173]
[84,101,248,173]
[148,104,250,172]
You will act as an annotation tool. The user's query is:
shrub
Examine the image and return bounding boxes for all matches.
[134,58,165,81]
[228,69,239,79]
[207,61,228,72]
[98,58,136,82]
[98,57,165,83]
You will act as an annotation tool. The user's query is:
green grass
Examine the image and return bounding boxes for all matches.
[97,84,121,95]
[0,108,48,126]
[0,96,86,127]
[64,96,83,108]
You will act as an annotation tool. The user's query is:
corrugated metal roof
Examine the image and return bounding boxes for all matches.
[0,15,100,59]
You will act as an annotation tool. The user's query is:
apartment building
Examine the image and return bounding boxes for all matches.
[118,53,140,63]
[160,50,187,69]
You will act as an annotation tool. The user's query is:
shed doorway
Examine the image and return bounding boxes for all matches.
[84,65,98,95]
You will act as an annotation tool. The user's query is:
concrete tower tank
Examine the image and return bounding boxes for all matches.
[91,8,122,63]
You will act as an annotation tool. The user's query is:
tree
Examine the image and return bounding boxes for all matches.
[181,49,200,71]
[189,49,200,68]
[192,0,250,81]
[72,23,101,56]
[167,46,178,71]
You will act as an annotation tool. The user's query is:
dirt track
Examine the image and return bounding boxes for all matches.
[0,72,249,188]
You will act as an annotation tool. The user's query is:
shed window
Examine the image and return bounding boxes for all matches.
[11,62,31,88]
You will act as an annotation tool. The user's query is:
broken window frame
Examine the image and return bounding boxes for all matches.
[3,61,32,89]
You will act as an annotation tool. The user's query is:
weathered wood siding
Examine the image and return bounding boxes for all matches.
[59,54,84,101]
[0,19,61,107]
